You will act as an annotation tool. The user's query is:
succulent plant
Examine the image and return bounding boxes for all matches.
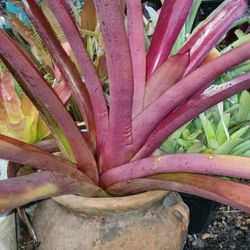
[0,71,49,143]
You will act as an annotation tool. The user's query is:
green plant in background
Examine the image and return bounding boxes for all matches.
[215,19,250,83]
[0,0,250,218]
[162,90,250,156]
[0,68,49,143]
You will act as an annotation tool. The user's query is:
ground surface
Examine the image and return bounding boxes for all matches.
[184,205,250,250]
[18,219,34,250]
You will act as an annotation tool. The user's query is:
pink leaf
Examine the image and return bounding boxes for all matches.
[101,154,250,187]
[0,134,93,183]
[53,42,72,104]
[179,0,248,75]
[144,52,189,106]
[54,81,71,104]
[0,171,104,214]
[146,0,194,77]
[95,0,134,170]
[126,0,146,117]
[107,173,250,213]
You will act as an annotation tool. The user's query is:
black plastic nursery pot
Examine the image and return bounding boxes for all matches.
[181,194,219,234]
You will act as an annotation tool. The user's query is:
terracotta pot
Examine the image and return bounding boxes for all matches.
[33,191,189,250]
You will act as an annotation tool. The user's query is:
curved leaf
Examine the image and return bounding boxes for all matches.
[126,0,146,117]
[146,0,194,77]
[107,173,250,213]
[101,154,250,187]
[179,0,247,75]
[144,52,189,106]
[0,134,93,183]
[0,171,106,214]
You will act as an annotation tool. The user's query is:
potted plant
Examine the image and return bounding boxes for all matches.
[0,0,250,249]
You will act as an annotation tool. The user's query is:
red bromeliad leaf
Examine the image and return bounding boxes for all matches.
[53,42,72,82]
[133,41,250,152]
[146,0,194,77]
[23,0,97,150]
[178,0,247,75]
[0,171,106,214]
[7,162,21,179]
[53,42,72,104]
[53,81,71,105]
[0,72,23,124]
[144,52,189,106]
[94,0,134,171]
[34,139,59,153]
[134,72,250,159]
[0,30,98,183]
[107,173,250,213]
[47,0,108,155]
[0,134,94,183]
[101,154,250,188]
[126,0,146,117]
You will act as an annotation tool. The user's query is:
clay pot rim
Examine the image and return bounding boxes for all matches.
[53,191,169,215]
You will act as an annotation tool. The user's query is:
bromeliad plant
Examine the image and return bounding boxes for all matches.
[0,0,250,214]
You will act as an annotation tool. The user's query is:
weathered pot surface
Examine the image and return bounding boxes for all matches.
[33,191,189,250]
